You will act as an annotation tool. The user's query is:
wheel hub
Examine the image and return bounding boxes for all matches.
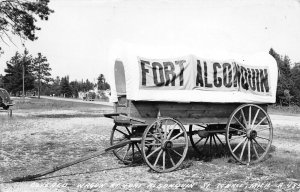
[197,130,209,138]
[162,140,173,150]
[247,129,257,139]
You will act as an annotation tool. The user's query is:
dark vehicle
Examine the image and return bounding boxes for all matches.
[0,88,13,110]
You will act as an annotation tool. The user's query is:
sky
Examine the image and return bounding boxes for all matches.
[0,0,300,85]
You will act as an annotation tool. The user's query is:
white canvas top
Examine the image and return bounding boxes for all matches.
[109,42,278,104]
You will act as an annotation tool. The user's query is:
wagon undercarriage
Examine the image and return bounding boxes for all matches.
[105,102,273,173]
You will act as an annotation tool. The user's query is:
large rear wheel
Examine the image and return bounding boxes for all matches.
[226,104,273,165]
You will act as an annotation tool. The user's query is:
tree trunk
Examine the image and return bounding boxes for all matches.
[38,64,41,99]
[38,77,41,99]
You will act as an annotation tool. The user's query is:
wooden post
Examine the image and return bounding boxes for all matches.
[22,63,25,102]
[8,109,12,117]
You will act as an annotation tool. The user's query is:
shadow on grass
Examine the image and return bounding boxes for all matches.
[34,112,112,118]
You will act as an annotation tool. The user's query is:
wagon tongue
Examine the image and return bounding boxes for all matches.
[11,140,132,182]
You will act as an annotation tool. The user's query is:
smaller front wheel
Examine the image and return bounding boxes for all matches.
[141,118,188,173]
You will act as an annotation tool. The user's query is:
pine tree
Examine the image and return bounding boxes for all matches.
[0,0,53,51]
[269,48,294,105]
[32,53,52,98]
[97,74,110,90]
[3,50,35,95]
[60,76,72,97]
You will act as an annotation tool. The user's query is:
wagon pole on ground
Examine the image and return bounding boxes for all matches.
[11,140,131,182]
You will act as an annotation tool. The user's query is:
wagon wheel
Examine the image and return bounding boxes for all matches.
[110,124,146,164]
[226,104,273,165]
[189,124,227,158]
[141,118,188,173]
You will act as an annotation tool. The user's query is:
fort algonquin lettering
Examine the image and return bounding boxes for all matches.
[138,56,271,96]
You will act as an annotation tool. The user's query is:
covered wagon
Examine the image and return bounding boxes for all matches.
[104,44,278,173]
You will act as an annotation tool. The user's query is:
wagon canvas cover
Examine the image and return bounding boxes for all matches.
[110,43,278,103]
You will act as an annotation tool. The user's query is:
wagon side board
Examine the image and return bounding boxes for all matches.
[114,101,268,125]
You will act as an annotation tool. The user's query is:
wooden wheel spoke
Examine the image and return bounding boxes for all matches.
[240,109,248,128]
[170,148,183,157]
[215,134,226,147]
[209,135,212,154]
[212,135,219,152]
[132,144,135,159]
[167,124,177,139]
[253,117,267,130]
[248,139,251,164]
[115,145,126,153]
[248,106,252,128]
[125,127,131,135]
[194,137,204,145]
[122,144,131,161]
[170,132,183,141]
[147,147,161,159]
[149,133,162,143]
[164,120,168,139]
[233,137,247,153]
[239,138,248,160]
[233,117,247,131]
[253,139,266,152]
[166,150,175,166]
[251,140,259,158]
[203,136,209,146]
[153,150,163,167]
[134,143,142,154]
[251,109,260,129]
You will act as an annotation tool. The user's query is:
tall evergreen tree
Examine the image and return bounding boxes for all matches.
[97,74,110,90]
[32,53,52,98]
[269,48,294,105]
[60,76,72,97]
[70,81,79,98]
[291,63,300,105]
[3,50,35,95]
[0,74,3,88]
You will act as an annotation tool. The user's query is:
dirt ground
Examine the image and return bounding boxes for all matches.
[0,100,299,192]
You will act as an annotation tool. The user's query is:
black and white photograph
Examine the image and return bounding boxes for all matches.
[0,0,300,191]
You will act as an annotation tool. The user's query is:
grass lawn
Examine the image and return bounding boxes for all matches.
[0,98,299,192]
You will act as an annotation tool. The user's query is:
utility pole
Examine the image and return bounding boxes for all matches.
[22,59,25,102]
[38,62,41,99]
